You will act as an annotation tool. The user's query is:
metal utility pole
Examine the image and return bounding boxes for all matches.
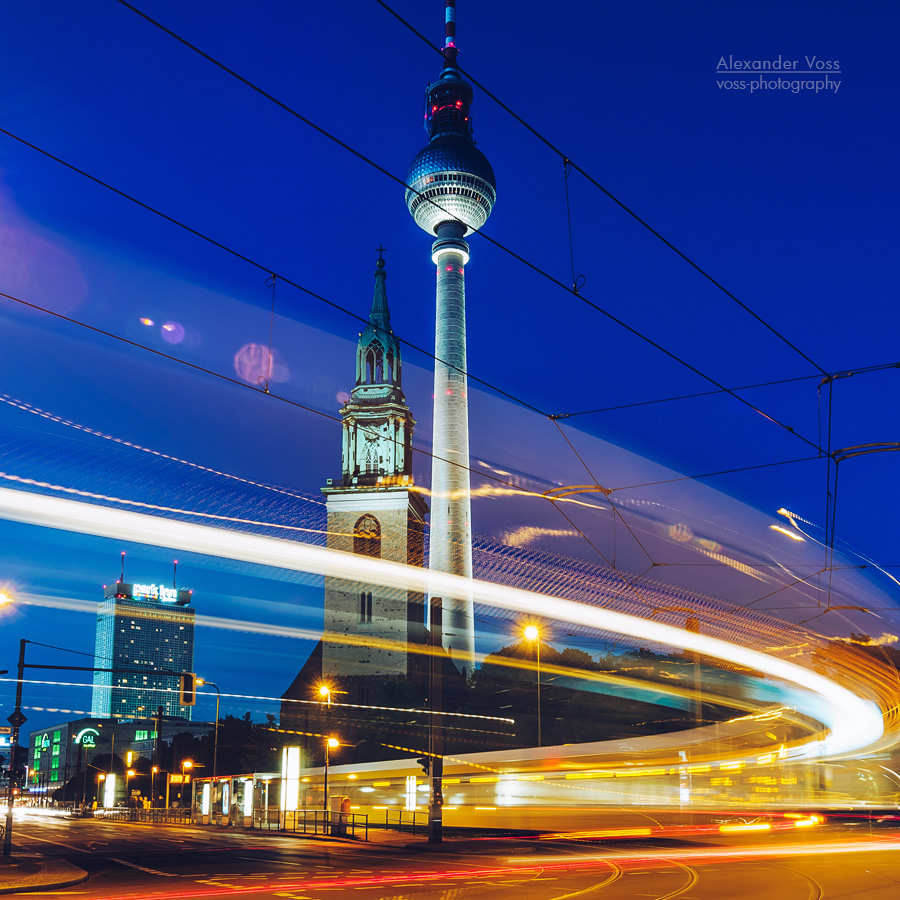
[428,597,444,843]
[3,639,28,856]
[197,680,220,779]
[153,705,163,808]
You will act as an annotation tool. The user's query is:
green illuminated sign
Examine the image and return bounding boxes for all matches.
[74,727,100,748]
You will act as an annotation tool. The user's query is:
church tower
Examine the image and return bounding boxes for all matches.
[318,252,428,687]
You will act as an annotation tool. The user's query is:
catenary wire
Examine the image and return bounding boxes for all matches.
[14,3,884,634]
[374,0,828,377]
[0,288,547,505]
[0,285,658,610]
[3,8,868,606]
[552,361,900,419]
[107,3,824,454]
[0,126,836,594]
[0,126,544,420]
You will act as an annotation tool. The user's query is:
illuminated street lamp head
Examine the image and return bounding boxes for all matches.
[182,760,193,769]
[406,0,496,236]
[326,737,340,749]
[318,685,331,698]
[524,625,539,642]
[126,769,135,777]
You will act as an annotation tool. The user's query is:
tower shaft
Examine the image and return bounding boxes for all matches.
[407,1,495,680]
[429,226,474,673]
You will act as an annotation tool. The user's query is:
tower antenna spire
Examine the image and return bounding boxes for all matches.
[443,0,458,68]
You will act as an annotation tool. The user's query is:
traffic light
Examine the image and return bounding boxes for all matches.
[179,673,196,706]
[416,755,431,776]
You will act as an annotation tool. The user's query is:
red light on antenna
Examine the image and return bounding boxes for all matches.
[455,100,462,108]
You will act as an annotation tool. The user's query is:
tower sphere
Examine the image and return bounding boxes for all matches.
[406,135,496,236]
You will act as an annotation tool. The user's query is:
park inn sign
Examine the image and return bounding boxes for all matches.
[133,583,179,602]
[74,727,100,748]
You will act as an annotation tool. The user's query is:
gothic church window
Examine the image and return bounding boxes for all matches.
[353,515,381,558]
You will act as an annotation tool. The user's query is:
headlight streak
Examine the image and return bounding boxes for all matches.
[0,485,886,759]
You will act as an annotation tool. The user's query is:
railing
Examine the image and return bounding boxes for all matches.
[253,808,281,830]
[382,808,427,835]
[257,808,368,841]
[92,807,192,824]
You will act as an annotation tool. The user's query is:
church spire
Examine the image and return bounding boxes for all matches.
[369,248,391,334]
[334,253,415,487]
[353,250,403,400]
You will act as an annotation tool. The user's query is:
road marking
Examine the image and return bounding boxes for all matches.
[12,829,88,853]
[236,856,308,867]
[111,857,177,877]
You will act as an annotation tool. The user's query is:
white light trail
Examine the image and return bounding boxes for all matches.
[0,485,883,757]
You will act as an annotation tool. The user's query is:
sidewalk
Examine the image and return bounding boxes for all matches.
[0,852,88,896]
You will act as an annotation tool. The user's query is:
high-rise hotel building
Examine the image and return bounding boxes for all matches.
[90,580,196,720]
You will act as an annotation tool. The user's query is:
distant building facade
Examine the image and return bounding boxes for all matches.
[27,715,211,805]
[91,581,196,720]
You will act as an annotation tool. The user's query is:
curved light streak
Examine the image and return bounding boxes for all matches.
[779,507,900,589]
[0,485,883,757]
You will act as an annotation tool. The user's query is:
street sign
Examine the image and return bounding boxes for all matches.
[0,727,11,735]
[6,711,26,728]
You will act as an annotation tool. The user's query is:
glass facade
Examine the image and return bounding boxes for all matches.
[91,588,196,720]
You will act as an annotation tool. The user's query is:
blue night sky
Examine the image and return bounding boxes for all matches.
[1,1,898,734]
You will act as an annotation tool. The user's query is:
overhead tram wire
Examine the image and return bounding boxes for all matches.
[3,9,852,596]
[0,145,844,608]
[374,0,828,379]
[102,1,888,618]
[0,127,541,420]
[0,133,834,499]
[552,360,900,419]
[0,288,553,510]
[0,290,742,617]
[109,3,823,455]
[0,368,836,617]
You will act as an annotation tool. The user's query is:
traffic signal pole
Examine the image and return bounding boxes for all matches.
[3,639,27,856]
[428,598,443,844]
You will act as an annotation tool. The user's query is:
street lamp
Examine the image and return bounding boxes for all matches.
[318,684,332,709]
[196,678,220,779]
[323,737,339,812]
[151,766,158,806]
[180,760,193,806]
[524,625,541,747]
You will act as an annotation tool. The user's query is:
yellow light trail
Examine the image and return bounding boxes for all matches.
[0,484,886,759]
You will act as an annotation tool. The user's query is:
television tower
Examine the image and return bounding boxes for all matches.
[406,0,496,676]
